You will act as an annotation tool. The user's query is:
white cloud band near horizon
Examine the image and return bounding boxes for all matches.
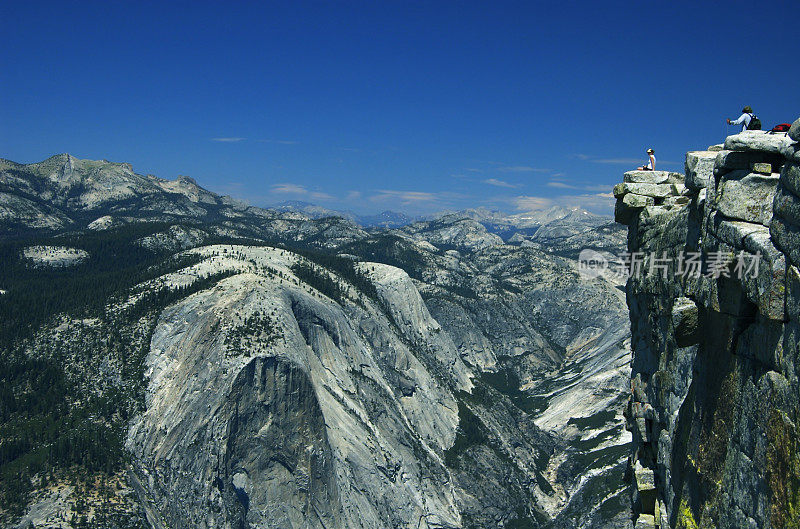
[483,178,521,188]
[271,182,334,201]
[258,183,615,216]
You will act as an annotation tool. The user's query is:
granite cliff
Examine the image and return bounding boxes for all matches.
[2,155,632,528]
[615,119,800,528]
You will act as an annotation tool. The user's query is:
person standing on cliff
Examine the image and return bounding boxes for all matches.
[637,148,656,171]
[727,106,758,132]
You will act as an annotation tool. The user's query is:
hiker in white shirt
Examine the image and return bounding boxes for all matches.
[727,106,754,132]
[637,148,656,171]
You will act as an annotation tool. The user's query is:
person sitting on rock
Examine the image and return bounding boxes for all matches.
[637,148,656,171]
[727,106,755,132]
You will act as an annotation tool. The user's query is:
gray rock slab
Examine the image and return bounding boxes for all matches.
[773,183,800,227]
[624,193,656,208]
[640,205,672,219]
[741,230,786,321]
[624,171,669,184]
[685,151,717,191]
[789,117,800,142]
[780,139,800,164]
[614,182,674,199]
[770,216,800,268]
[781,162,800,198]
[724,130,791,154]
[616,194,655,224]
[663,195,690,207]
[625,170,684,185]
[707,211,768,247]
[712,171,779,225]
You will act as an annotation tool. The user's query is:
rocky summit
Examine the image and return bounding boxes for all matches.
[1,154,633,528]
[615,118,800,528]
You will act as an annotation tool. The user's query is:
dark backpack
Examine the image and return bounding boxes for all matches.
[747,114,762,130]
[767,123,792,134]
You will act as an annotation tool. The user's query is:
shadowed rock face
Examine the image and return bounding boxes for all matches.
[223,357,340,529]
[616,121,800,529]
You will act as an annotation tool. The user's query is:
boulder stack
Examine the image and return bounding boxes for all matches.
[614,171,687,224]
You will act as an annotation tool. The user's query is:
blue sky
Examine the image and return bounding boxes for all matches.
[2,1,797,216]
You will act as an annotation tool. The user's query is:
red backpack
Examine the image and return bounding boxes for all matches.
[767,123,792,134]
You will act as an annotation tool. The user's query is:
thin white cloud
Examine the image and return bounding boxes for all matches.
[271,183,308,194]
[258,139,299,145]
[371,190,440,202]
[368,189,468,214]
[547,181,579,189]
[270,183,333,201]
[513,196,553,211]
[483,178,521,188]
[512,192,614,215]
[554,192,615,213]
[211,137,246,142]
[346,190,362,200]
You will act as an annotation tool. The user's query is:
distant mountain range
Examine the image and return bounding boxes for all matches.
[274,200,610,236]
[273,200,414,228]
[1,154,620,252]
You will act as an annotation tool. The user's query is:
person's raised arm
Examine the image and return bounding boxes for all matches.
[728,113,747,126]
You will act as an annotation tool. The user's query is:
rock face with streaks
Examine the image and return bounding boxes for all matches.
[126,247,467,529]
[121,237,634,529]
[615,120,800,528]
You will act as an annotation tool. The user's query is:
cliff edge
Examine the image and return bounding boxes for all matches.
[615,119,800,528]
